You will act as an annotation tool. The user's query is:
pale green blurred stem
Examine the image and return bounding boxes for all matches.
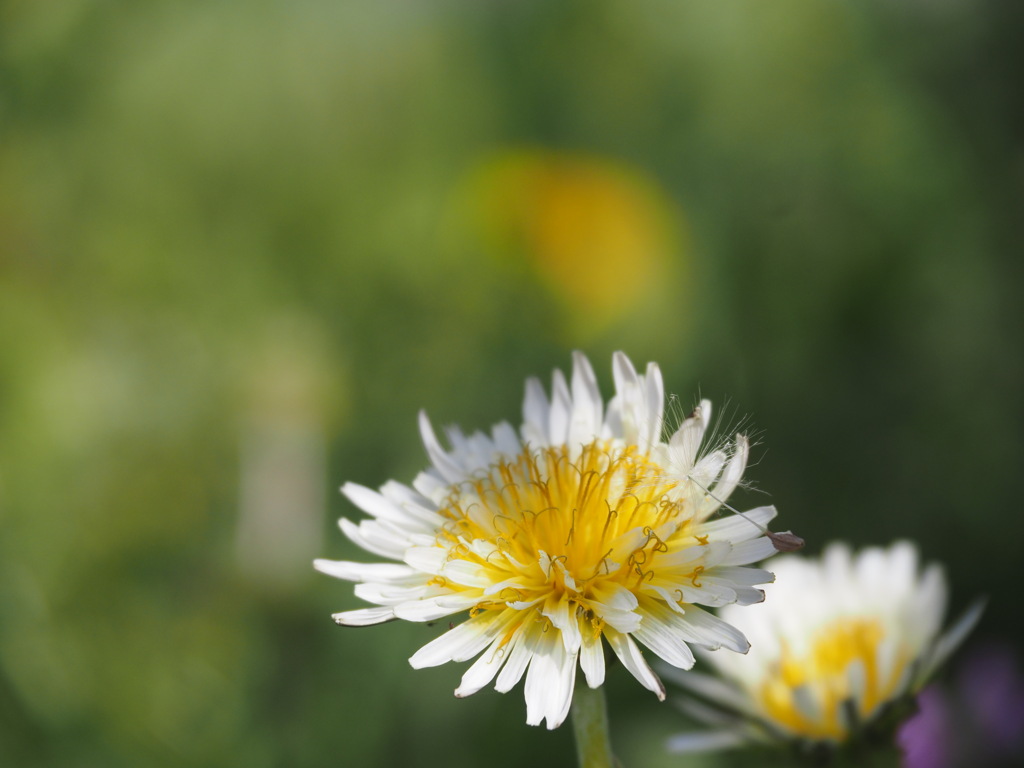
[571,684,616,768]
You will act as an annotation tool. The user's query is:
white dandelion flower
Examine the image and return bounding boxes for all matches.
[316,352,781,729]
[664,541,984,752]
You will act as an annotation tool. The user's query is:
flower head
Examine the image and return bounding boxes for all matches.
[316,352,780,728]
[665,541,984,754]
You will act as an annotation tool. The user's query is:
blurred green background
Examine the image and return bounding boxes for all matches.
[2,1,1022,766]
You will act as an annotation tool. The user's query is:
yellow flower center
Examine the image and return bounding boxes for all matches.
[759,617,907,740]
[435,440,704,624]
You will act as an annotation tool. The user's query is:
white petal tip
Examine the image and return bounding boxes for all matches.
[331,609,396,627]
[665,731,746,754]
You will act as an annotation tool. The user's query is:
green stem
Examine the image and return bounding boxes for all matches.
[571,683,616,768]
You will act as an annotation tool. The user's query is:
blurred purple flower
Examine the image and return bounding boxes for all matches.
[900,686,954,768]
[960,644,1024,752]
[900,642,1024,768]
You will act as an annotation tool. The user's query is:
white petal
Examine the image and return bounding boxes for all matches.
[521,377,550,447]
[919,599,985,684]
[793,683,822,724]
[343,482,429,530]
[657,541,731,569]
[668,399,711,472]
[703,565,774,588]
[886,541,919,591]
[913,562,948,640]
[408,610,510,668]
[875,636,899,692]
[524,634,577,729]
[339,517,407,560]
[491,421,521,457]
[687,565,772,606]
[590,580,640,612]
[611,351,640,399]
[605,629,665,700]
[523,636,553,726]
[455,631,519,697]
[441,559,493,589]
[609,351,642,443]
[633,610,696,670]
[580,628,606,688]
[393,594,480,622]
[642,362,665,447]
[672,580,739,608]
[379,481,445,527]
[690,449,726,491]
[378,479,432,507]
[331,606,396,626]
[444,427,496,474]
[568,351,603,448]
[418,410,465,484]
[603,394,624,438]
[598,610,642,634]
[313,559,420,583]
[589,581,642,633]
[404,546,447,574]
[720,537,777,566]
[671,605,749,653]
[701,435,748,516]
[845,658,867,710]
[411,469,449,504]
[697,505,777,542]
[548,368,572,445]
[482,576,529,597]
[506,597,544,611]
[353,580,442,605]
[494,631,534,693]
[658,667,753,715]
[547,656,578,729]
[541,593,581,653]
[665,731,746,754]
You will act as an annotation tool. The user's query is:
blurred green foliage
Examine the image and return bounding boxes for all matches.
[1,0,1021,766]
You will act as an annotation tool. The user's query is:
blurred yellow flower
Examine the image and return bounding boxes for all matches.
[462,150,687,338]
